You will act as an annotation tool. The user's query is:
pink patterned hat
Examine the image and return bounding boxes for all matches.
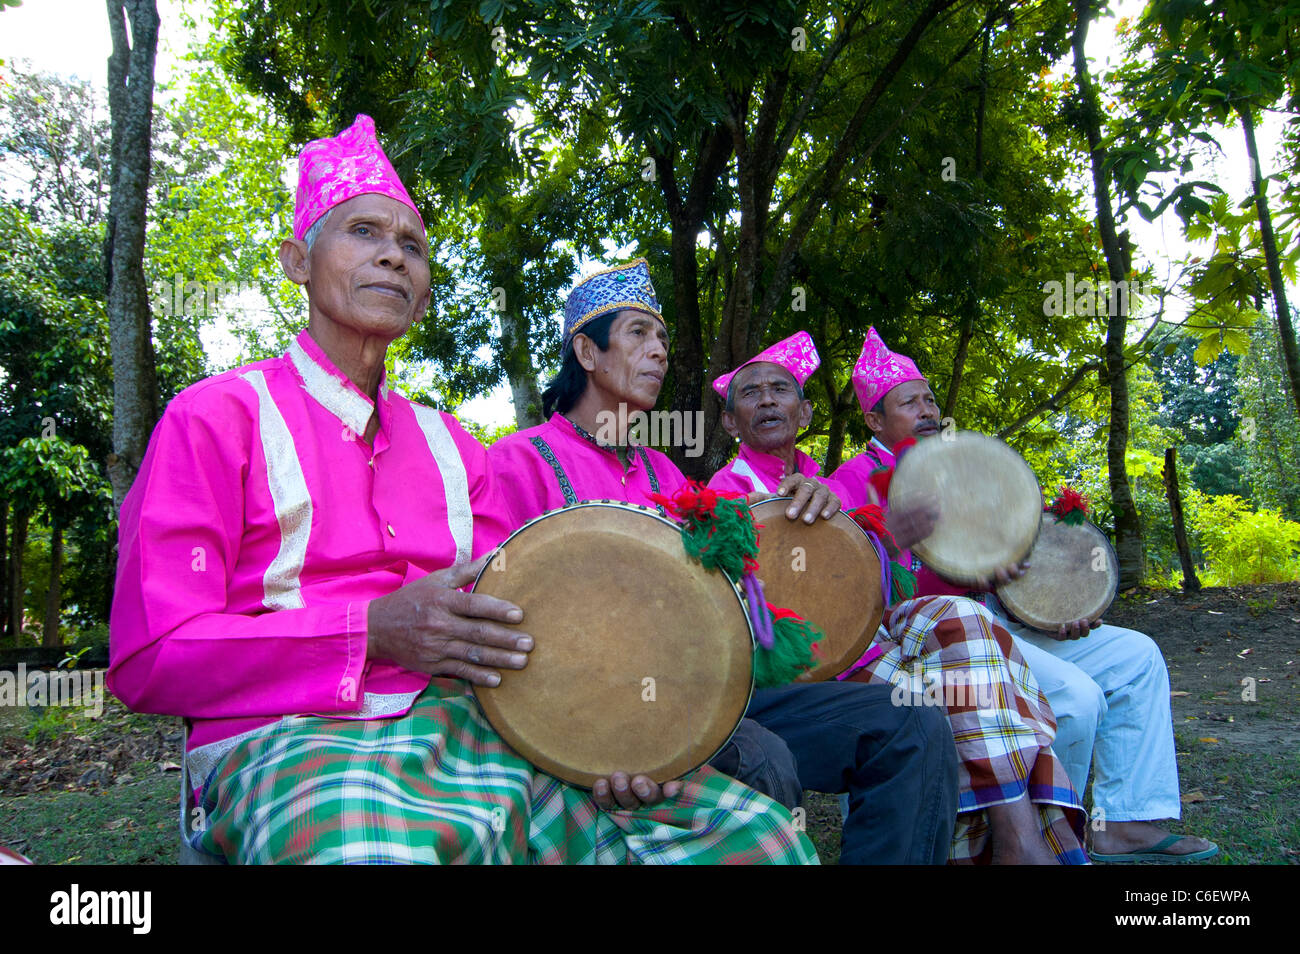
[293,114,424,241]
[852,327,926,414]
[712,331,821,399]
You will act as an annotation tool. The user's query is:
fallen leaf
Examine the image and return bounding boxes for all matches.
[1170,690,1190,697]
[158,761,181,773]
[105,817,132,830]
[1197,737,1220,743]
[1237,648,1253,658]
[1182,790,1207,803]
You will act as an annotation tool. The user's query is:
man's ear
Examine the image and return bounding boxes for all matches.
[413,286,432,323]
[863,408,885,435]
[572,333,598,373]
[797,398,814,429]
[721,409,740,440]
[279,239,310,286]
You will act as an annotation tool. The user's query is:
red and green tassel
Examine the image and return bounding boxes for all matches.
[652,481,822,686]
[753,605,823,688]
[1047,486,1088,526]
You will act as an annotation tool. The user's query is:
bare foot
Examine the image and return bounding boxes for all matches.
[1091,820,1216,857]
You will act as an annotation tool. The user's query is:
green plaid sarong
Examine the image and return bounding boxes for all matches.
[191,678,818,864]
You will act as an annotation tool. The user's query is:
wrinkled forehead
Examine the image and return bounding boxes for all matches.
[733,361,800,392]
[327,192,427,237]
[883,378,934,408]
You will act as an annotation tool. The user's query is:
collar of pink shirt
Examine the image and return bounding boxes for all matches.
[709,442,824,495]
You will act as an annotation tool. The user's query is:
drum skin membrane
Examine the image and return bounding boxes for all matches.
[891,432,1042,585]
[474,505,753,787]
[996,516,1119,631]
[748,500,884,681]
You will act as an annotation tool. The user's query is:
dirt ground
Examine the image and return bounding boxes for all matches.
[1,582,1297,864]
[804,582,1300,864]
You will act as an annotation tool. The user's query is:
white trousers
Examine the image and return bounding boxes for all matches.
[1002,616,1182,822]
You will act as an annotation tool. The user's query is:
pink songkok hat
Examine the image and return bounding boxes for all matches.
[293,114,424,241]
[852,327,926,414]
[712,331,821,399]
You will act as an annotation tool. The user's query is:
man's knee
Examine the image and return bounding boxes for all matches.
[708,717,802,810]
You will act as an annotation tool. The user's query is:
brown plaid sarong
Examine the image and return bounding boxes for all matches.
[843,594,1087,864]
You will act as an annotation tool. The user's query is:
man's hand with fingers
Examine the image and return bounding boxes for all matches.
[1054,617,1102,641]
[745,474,840,524]
[591,773,684,811]
[365,553,534,687]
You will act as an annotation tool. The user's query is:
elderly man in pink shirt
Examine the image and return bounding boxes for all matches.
[108,116,815,865]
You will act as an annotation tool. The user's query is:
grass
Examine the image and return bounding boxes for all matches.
[0,765,176,865]
[1167,734,1300,865]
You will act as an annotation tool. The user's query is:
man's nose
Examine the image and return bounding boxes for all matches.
[375,235,407,270]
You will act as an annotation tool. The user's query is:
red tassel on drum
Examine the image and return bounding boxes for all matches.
[1047,486,1089,526]
[848,504,896,550]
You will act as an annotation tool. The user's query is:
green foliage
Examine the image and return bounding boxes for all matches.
[460,419,518,447]
[25,705,78,745]
[1188,492,1300,585]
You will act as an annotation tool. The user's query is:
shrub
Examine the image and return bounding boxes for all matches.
[1190,493,1300,585]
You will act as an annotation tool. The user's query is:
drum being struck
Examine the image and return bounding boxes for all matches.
[890,431,1042,586]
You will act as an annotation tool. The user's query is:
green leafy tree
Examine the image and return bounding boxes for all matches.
[1117,0,1300,418]
[1235,320,1300,518]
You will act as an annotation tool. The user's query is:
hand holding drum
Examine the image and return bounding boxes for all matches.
[747,498,886,681]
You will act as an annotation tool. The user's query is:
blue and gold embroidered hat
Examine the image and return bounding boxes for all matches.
[562,258,665,350]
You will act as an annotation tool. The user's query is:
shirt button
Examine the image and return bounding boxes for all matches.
[387,524,396,537]
[368,458,374,468]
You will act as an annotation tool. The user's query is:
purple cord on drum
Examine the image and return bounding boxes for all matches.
[867,533,893,605]
[742,574,775,649]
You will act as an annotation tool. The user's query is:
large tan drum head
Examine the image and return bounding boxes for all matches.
[891,431,1041,586]
[996,515,1118,631]
[749,499,885,681]
[472,502,754,788]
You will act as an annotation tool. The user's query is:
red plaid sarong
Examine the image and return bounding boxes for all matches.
[844,595,1086,864]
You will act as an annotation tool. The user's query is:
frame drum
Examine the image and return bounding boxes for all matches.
[748,498,886,682]
[471,502,754,788]
[890,431,1042,586]
[995,515,1119,631]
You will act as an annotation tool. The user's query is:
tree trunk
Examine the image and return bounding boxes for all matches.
[489,267,543,430]
[1072,0,1146,587]
[8,510,29,647]
[1238,105,1300,420]
[105,0,161,508]
[42,522,64,647]
[823,383,859,475]
[1162,448,1201,593]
